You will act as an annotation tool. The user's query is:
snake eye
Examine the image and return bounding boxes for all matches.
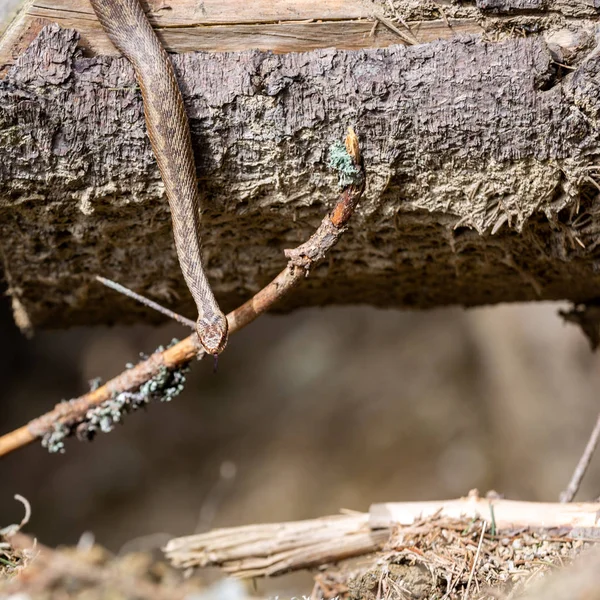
[197,314,229,355]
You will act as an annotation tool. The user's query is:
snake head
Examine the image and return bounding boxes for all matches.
[197,313,229,356]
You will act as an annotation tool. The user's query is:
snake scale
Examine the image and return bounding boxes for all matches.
[89,0,229,355]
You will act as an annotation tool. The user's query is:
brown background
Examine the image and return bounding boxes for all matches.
[2,296,599,544]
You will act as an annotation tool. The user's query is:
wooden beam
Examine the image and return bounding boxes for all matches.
[0,0,482,77]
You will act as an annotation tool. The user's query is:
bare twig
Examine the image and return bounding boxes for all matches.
[559,412,600,503]
[96,276,196,330]
[385,0,419,42]
[371,492,600,530]
[373,15,416,45]
[0,129,365,458]
[0,496,31,537]
[464,521,486,600]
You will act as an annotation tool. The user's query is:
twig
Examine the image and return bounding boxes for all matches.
[0,495,31,537]
[559,412,600,503]
[464,521,486,600]
[373,15,416,46]
[96,276,196,330]
[370,491,600,530]
[385,0,419,42]
[0,128,365,458]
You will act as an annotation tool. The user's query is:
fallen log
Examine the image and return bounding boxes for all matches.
[1,1,600,328]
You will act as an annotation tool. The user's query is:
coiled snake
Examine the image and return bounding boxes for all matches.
[89,0,229,355]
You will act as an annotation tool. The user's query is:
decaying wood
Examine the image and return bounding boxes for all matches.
[3,0,598,75]
[165,513,389,578]
[3,18,600,329]
[164,496,600,578]
[2,0,600,330]
[0,0,487,77]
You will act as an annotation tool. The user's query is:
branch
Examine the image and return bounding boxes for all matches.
[559,411,600,503]
[0,128,365,459]
[164,493,600,579]
[370,493,600,530]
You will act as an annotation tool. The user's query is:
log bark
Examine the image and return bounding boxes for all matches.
[2,9,600,328]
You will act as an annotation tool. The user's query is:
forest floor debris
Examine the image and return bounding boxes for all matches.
[327,516,596,600]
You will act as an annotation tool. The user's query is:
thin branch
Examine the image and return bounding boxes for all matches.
[464,521,486,600]
[373,15,416,45]
[0,128,365,458]
[371,494,600,530]
[96,276,196,330]
[559,412,600,503]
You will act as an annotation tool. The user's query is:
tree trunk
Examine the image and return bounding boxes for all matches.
[1,1,600,329]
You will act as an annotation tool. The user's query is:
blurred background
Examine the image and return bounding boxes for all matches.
[2,296,600,545]
[2,0,600,595]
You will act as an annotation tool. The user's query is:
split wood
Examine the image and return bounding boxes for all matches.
[0,128,365,458]
[164,493,600,578]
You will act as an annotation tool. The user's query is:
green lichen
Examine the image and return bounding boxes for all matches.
[88,377,103,391]
[40,422,70,454]
[41,339,190,453]
[328,141,360,187]
[80,364,188,440]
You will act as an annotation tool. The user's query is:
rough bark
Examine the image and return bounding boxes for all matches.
[2,22,600,329]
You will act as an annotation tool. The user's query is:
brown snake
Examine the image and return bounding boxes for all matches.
[89,0,229,355]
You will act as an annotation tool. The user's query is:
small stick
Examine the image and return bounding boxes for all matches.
[96,276,196,330]
[559,412,600,503]
[374,16,415,46]
[0,128,365,458]
[464,521,486,600]
[385,0,418,42]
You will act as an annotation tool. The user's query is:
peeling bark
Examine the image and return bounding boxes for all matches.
[2,24,600,328]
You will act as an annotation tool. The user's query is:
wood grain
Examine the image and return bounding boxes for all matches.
[31,0,374,26]
[0,0,482,76]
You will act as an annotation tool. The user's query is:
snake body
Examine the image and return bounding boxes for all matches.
[89,0,228,355]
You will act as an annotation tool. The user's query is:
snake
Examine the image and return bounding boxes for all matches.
[89,0,229,355]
